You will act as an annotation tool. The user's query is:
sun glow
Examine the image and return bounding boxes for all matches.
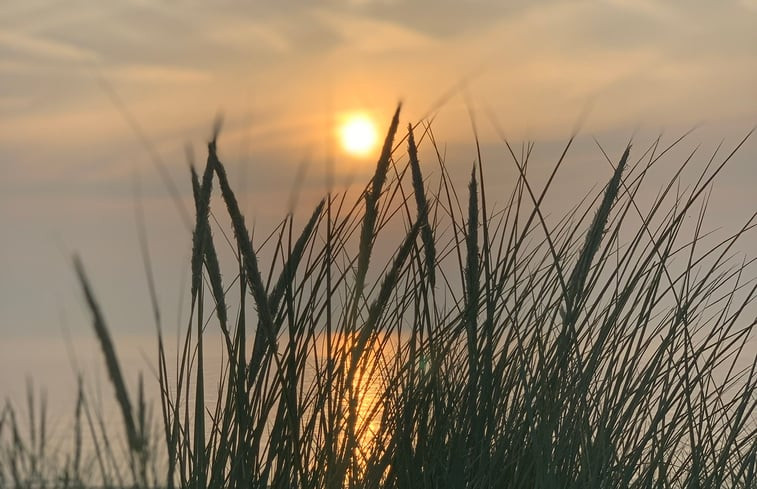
[339,113,379,157]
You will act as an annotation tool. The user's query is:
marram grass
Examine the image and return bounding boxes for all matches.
[2,108,756,489]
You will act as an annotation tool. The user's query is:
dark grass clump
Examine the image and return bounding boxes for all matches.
[2,108,756,489]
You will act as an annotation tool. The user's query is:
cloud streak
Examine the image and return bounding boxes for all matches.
[0,28,97,62]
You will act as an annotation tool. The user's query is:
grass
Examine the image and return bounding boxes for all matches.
[2,106,756,488]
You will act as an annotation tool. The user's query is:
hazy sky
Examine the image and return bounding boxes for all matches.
[1,0,756,403]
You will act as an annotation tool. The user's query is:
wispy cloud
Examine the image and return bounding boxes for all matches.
[105,64,212,85]
[601,0,681,22]
[313,9,438,53]
[201,18,293,54]
[0,28,97,62]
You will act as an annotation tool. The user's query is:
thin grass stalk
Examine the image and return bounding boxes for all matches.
[470,110,497,472]
[79,393,110,487]
[190,162,231,354]
[189,160,212,304]
[72,256,141,459]
[137,372,148,487]
[73,375,83,486]
[207,140,280,385]
[24,380,36,481]
[330,104,402,487]
[565,145,631,317]
[352,104,402,325]
[324,192,338,489]
[407,123,436,288]
[192,281,207,489]
[247,199,326,383]
[232,265,249,489]
[341,219,421,486]
[464,166,480,382]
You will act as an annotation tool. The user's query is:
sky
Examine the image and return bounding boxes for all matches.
[1,0,756,409]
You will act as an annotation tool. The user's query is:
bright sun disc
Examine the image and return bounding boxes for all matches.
[339,114,378,157]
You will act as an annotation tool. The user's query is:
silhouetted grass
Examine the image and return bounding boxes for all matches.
[2,108,756,489]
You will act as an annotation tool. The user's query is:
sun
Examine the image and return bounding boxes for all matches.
[339,113,379,157]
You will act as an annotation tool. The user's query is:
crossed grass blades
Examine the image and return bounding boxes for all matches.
[2,106,756,488]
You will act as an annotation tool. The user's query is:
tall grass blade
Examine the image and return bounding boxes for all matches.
[208,140,277,372]
[72,255,141,456]
[407,123,436,288]
[565,144,631,314]
[354,103,402,309]
[464,165,480,374]
[190,160,231,352]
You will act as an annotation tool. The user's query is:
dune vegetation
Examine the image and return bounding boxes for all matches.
[2,105,756,488]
